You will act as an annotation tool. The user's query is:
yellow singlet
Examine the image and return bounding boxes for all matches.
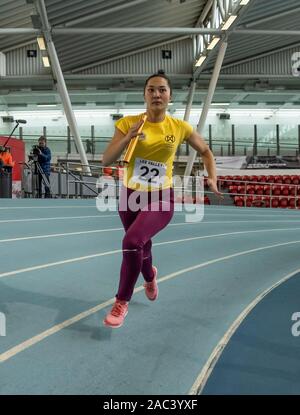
[115,114,193,191]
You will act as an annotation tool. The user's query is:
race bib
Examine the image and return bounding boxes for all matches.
[131,157,167,187]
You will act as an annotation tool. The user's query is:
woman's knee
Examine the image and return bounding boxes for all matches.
[122,233,145,251]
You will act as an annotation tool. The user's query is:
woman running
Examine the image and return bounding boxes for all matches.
[102,70,221,328]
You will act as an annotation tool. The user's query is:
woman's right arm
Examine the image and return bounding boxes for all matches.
[102,119,145,167]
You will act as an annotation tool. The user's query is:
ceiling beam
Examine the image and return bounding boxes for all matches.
[0,28,40,35]
[53,27,222,35]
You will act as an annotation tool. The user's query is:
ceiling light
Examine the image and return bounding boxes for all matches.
[42,56,50,67]
[37,104,57,107]
[207,37,220,50]
[240,0,250,5]
[195,55,206,67]
[37,37,46,50]
[222,15,237,30]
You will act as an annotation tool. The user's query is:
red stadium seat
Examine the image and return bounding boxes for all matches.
[244,196,253,207]
[249,175,258,183]
[266,175,275,183]
[234,196,244,207]
[252,196,263,207]
[291,175,299,185]
[263,185,271,195]
[279,197,288,208]
[103,167,113,176]
[224,176,232,187]
[272,185,281,196]
[254,185,264,195]
[289,186,297,196]
[204,195,211,205]
[258,175,267,183]
[262,196,271,208]
[237,185,246,194]
[283,175,291,184]
[271,198,279,208]
[288,198,296,209]
[233,175,242,184]
[280,185,289,196]
[246,185,255,195]
[229,185,238,195]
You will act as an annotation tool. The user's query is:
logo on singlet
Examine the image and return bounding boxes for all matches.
[165,135,176,144]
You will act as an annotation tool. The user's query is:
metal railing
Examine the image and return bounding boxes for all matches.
[1,122,299,158]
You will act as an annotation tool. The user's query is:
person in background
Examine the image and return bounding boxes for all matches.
[0,145,14,168]
[36,136,51,198]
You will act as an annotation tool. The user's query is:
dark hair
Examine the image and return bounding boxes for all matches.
[144,70,172,95]
[38,136,47,142]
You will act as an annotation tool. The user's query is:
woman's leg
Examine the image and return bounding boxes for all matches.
[141,240,153,282]
[117,198,174,302]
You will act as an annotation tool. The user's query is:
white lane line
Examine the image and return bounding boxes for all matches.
[203,212,300,218]
[0,215,118,224]
[205,206,299,211]
[188,267,300,395]
[177,208,300,217]
[0,228,124,243]
[1,239,300,363]
[0,206,97,210]
[1,227,300,278]
[2,222,300,244]
[0,249,120,279]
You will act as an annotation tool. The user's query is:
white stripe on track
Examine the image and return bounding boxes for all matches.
[0,206,96,210]
[0,215,118,224]
[0,228,123,243]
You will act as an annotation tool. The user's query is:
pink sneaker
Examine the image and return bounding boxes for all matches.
[144,266,159,301]
[103,300,128,328]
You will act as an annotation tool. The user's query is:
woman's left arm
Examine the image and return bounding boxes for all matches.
[187,131,222,197]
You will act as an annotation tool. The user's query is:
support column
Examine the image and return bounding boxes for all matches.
[34,0,91,175]
[183,81,197,157]
[184,81,197,121]
[46,42,91,174]
[184,41,228,177]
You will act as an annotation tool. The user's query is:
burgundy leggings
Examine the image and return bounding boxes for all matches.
[116,186,174,301]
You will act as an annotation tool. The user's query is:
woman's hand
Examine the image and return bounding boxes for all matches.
[207,177,224,199]
[125,119,146,142]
